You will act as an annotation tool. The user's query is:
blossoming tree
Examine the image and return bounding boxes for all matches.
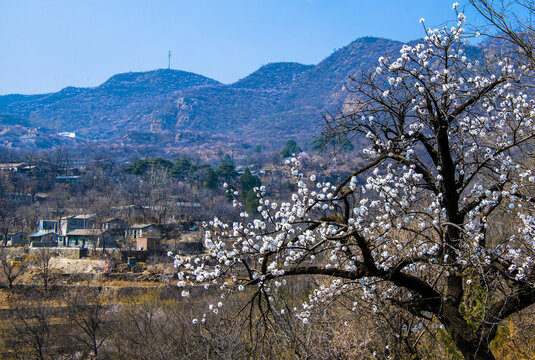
[171,9,535,360]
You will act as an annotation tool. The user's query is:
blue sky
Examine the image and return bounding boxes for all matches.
[0,0,480,95]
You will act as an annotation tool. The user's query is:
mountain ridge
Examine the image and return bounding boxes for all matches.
[0,36,488,153]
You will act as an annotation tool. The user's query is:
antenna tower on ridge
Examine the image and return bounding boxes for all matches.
[168,50,171,70]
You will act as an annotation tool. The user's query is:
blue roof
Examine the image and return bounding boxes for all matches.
[29,230,55,237]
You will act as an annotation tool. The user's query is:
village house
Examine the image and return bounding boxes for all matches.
[33,213,166,249]
[58,214,95,236]
[28,230,58,247]
[126,224,160,239]
[65,229,115,248]
[101,217,127,231]
[0,232,25,246]
[35,214,135,247]
[7,231,25,245]
[136,236,161,251]
[20,165,41,176]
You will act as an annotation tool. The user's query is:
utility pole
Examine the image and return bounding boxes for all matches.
[168,50,171,70]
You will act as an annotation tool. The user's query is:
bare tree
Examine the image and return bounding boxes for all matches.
[0,248,28,289]
[66,289,108,359]
[106,293,185,360]
[141,165,173,225]
[35,249,54,291]
[46,188,70,238]
[0,199,17,247]
[469,0,535,66]
[12,304,53,360]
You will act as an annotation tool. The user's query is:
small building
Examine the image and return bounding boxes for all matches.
[28,231,58,247]
[126,224,159,239]
[7,232,25,245]
[58,131,76,138]
[20,165,41,177]
[66,229,115,248]
[55,175,81,183]
[176,202,201,208]
[0,232,25,246]
[101,218,127,231]
[136,236,161,251]
[39,219,59,232]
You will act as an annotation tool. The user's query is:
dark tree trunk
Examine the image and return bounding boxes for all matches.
[440,301,496,360]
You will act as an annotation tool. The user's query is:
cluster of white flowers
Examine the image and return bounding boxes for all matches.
[170,6,535,327]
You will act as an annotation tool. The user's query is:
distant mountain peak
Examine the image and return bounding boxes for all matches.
[101,69,220,89]
[232,62,313,90]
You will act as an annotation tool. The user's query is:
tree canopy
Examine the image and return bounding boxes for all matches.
[123,158,173,175]
[239,168,261,192]
[280,139,302,158]
[216,162,239,180]
[239,168,262,215]
[169,158,193,180]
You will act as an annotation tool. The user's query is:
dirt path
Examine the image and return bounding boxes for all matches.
[50,257,106,273]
